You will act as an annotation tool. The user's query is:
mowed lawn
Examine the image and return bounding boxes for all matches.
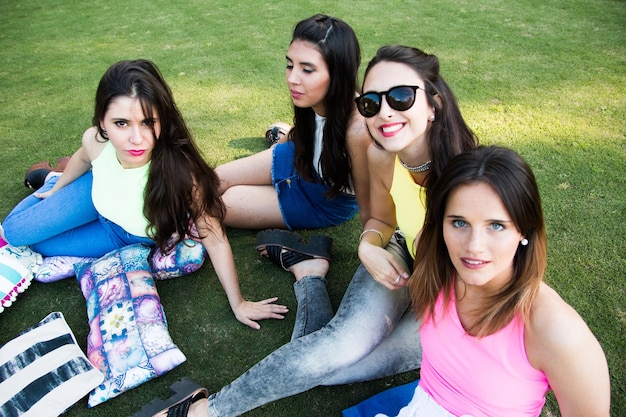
[0,1,624,416]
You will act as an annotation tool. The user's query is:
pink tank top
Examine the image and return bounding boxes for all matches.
[419,290,550,417]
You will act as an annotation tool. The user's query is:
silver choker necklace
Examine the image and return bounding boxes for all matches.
[399,157,431,173]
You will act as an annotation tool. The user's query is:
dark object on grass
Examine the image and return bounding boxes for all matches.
[24,156,70,189]
[255,229,332,271]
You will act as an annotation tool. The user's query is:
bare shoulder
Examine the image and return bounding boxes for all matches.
[527,284,610,416]
[81,126,107,160]
[527,283,595,358]
[366,138,396,196]
[525,283,606,376]
[527,283,610,416]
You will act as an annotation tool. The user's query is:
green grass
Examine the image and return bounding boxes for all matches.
[1,0,624,416]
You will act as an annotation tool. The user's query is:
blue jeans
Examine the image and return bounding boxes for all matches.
[291,275,333,340]
[207,233,422,417]
[272,141,359,230]
[2,172,153,257]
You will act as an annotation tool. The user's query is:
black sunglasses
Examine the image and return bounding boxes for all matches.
[355,85,431,118]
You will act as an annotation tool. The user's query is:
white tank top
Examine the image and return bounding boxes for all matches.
[313,113,355,195]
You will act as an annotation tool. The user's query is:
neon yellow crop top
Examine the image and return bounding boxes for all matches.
[91,142,151,237]
[389,156,427,259]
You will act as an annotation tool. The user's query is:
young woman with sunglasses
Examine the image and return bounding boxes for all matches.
[370,146,609,416]
[1,60,285,329]
[134,45,477,417]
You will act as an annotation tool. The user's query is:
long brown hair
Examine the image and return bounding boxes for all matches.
[361,45,478,188]
[93,59,225,252]
[410,146,547,337]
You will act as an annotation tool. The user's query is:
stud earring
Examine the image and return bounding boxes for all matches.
[520,238,529,246]
[428,114,435,121]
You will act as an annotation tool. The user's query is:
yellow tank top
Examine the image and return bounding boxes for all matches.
[91,142,151,237]
[389,157,427,259]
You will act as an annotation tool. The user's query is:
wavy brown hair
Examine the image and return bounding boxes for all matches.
[93,59,225,252]
[289,14,360,198]
[362,45,478,188]
[410,146,547,337]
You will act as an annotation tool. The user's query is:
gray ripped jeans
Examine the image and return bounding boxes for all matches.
[207,232,422,416]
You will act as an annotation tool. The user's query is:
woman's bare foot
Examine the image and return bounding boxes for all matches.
[257,248,329,281]
[154,397,210,417]
[289,257,329,281]
[188,397,210,417]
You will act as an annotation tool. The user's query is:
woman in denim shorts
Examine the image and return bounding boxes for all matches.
[216,14,371,231]
[214,14,371,340]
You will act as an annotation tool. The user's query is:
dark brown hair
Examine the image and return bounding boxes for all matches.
[93,59,225,252]
[289,14,360,198]
[410,146,547,336]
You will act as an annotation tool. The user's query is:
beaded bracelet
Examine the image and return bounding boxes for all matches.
[359,228,384,246]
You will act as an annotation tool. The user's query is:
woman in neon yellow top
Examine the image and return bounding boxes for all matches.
[2,60,287,329]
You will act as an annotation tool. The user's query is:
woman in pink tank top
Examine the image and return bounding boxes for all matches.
[397,146,610,416]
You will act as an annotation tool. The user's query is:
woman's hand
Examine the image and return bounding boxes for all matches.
[359,241,410,290]
[195,213,289,330]
[232,297,289,330]
[33,188,57,199]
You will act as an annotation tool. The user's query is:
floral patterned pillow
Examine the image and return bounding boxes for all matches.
[36,238,207,283]
[150,238,206,280]
[74,244,186,407]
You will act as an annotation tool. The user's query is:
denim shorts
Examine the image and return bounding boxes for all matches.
[272,141,358,230]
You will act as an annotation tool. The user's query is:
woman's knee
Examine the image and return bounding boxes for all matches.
[2,223,26,246]
[318,317,390,363]
[215,165,232,193]
[2,204,39,246]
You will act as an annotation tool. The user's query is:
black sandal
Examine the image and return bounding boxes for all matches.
[264,122,291,146]
[255,229,332,271]
[133,377,209,417]
[24,157,70,189]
